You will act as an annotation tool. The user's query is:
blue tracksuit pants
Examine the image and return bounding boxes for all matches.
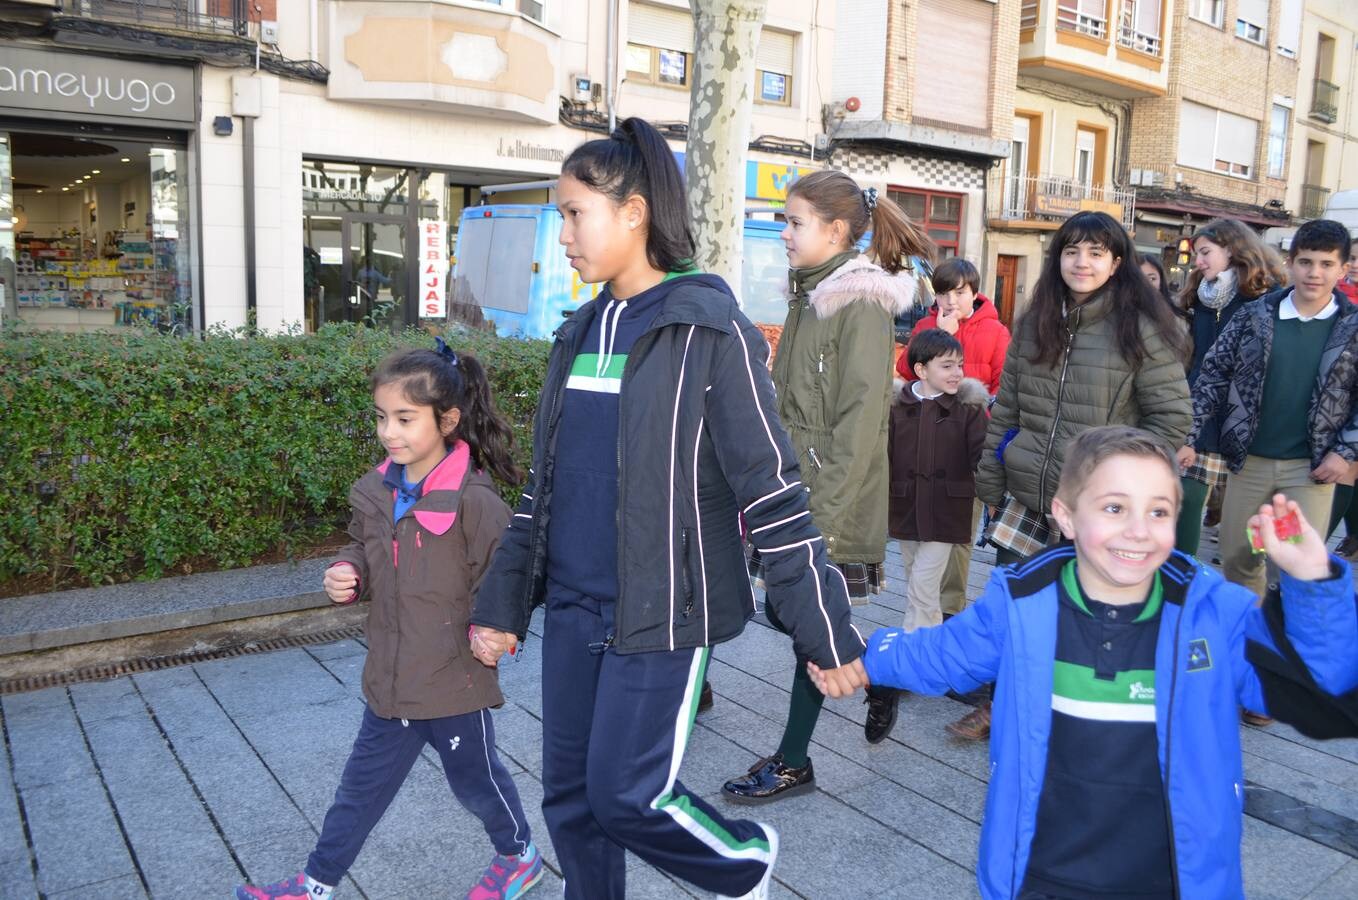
[305,704,531,886]
[541,587,772,899]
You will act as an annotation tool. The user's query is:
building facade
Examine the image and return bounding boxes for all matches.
[0,0,835,333]
[826,0,1019,300]
[983,0,1165,324]
[1284,0,1358,222]
[1126,0,1298,287]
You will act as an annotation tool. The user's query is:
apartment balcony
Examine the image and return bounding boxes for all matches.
[1019,0,1167,98]
[1301,184,1331,220]
[1311,79,1339,124]
[326,0,560,124]
[989,174,1135,231]
[57,0,247,36]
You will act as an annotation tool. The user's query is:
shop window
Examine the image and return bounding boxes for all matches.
[888,187,963,259]
[3,131,193,333]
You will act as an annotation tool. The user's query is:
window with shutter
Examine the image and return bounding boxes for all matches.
[755,29,795,105]
[1234,0,1266,45]
[626,3,694,88]
[1277,0,1302,57]
[914,0,993,130]
[1188,0,1223,28]
[1267,105,1290,178]
[1177,101,1217,171]
[1215,111,1258,175]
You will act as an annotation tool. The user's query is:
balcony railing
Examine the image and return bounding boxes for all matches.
[1301,184,1331,220]
[1020,1,1039,29]
[59,0,247,36]
[1117,23,1161,56]
[1057,2,1107,39]
[1311,78,1339,123]
[990,174,1135,230]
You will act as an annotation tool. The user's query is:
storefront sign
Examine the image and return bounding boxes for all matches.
[0,46,195,124]
[419,219,449,318]
[496,138,566,162]
[670,151,817,203]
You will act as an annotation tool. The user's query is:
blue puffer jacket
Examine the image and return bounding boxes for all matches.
[863,546,1358,900]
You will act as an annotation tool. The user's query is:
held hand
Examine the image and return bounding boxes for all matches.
[323,563,359,604]
[935,310,960,335]
[470,626,518,667]
[1176,445,1197,472]
[806,658,869,698]
[1310,451,1350,485]
[1252,494,1331,582]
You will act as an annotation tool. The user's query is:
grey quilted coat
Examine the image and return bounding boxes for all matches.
[977,290,1192,514]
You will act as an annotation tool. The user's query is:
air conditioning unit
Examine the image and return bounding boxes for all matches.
[1151,171,1166,186]
[1130,168,1143,185]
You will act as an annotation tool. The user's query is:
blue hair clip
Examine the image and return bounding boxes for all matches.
[434,337,460,368]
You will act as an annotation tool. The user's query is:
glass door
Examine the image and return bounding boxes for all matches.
[342,215,408,332]
[0,132,14,323]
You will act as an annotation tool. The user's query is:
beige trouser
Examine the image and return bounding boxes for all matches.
[939,499,984,616]
[899,540,955,632]
[1220,455,1335,596]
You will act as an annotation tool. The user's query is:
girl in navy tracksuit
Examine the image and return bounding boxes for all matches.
[468,118,866,900]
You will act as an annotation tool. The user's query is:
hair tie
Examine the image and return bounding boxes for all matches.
[862,187,879,213]
[434,336,460,369]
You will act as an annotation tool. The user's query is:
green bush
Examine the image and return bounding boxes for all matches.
[0,324,550,590]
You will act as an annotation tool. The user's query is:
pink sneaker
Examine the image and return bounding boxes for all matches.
[466,842,544,900]
[236,872,325,900]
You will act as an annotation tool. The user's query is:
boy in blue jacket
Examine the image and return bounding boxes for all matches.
[812,425,1358,899]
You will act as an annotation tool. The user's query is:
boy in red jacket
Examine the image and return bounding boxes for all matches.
[898,259,1012,620]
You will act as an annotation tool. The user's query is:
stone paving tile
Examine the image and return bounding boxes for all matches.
[1245,751,1358,822]
[1305,858,1358,899]
[0,717,34,884]
[894,858,984,899]
[837,776,982,870]
[44,872,147,899]
[72,683,244,897]
[20,774,137,896]
[307,637,368,662]
[0,858,37,900]
[1241,815,1352,900]
[1243,727,1358,791]
[2,688,96,791]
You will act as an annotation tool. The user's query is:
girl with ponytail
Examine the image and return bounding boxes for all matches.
[469,118,869,899]
[237,342,542,900]
[722,170,931,795]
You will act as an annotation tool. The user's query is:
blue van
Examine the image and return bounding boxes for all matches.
[449,204,931,341]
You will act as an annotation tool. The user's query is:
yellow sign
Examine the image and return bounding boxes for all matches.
[1079,198,1125,219]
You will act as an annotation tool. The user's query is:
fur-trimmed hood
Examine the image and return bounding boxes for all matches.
[794,255,918,320]
[893,376,989,408]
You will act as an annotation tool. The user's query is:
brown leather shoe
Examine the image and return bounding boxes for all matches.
[945,699,991,741]
[1241,709,1274,727]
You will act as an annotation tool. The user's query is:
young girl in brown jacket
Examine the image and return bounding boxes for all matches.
[236,342,542,900]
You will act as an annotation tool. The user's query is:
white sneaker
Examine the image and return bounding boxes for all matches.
[720,822,779,900]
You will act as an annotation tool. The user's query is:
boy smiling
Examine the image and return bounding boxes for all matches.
[812,426,1358,899]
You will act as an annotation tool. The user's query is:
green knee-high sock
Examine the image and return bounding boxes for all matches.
[776,663,824,768]
[1177,476,1210,555]
[1328,484,1355,540]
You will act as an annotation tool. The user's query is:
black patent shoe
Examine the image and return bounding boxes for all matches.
[697,680,714,714]
[721,753,815,804]
[864,685,900,744]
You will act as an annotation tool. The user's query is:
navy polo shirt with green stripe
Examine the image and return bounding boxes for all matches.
[544,270,698,603]
[1022,562,1175,900]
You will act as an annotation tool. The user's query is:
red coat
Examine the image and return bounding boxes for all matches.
[897,293,1011,395]
[1339,279,1358,305]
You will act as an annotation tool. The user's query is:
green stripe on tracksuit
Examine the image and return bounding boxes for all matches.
[539,588,773,899]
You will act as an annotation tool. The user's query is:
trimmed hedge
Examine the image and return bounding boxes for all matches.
[0,324,550,590]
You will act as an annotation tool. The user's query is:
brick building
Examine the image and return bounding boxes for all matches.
[827,0,1020,283]
[1126,0,1298,287]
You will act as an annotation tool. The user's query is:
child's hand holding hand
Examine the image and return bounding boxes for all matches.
[1253,494,1331,582]
[324,563,359,604]
[806,658,869,698]
[470,626,517,667]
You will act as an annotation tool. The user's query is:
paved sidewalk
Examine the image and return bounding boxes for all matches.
[2,541,1358,898]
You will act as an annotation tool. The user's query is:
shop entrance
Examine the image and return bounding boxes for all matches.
[0,127,193,332]
[304,213,409,332]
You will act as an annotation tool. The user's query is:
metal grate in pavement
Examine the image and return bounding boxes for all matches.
[0,625,367,695]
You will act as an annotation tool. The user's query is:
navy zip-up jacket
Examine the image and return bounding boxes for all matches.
[472,274,865,667]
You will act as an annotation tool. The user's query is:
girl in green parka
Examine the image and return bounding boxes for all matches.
[949,210,1191,742]
[722,170,935,803]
